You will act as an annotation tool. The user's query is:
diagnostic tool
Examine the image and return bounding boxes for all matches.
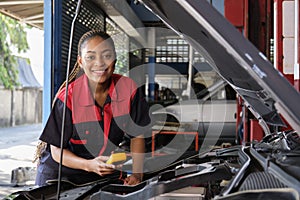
[106,152,127,164]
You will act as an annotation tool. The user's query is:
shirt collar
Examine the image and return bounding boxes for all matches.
[74,74,124,107]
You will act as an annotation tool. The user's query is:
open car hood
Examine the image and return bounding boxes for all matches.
[140,0,300,133]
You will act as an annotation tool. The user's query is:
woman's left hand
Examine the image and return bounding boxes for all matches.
[123,173,143,185]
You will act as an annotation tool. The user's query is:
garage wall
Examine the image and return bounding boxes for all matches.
[0,88,42,127]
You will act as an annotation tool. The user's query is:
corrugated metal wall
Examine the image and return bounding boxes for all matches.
[53,0,106,96]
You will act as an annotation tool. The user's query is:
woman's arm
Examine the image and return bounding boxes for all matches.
[124,136,145,185]
[50,145,115,176]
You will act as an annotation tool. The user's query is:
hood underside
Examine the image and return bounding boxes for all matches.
[140,0,300,133]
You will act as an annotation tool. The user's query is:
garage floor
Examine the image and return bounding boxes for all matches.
[0,124,41,199]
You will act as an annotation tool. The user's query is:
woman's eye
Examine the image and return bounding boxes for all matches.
[85,55,95,60]
[102,54,112,59]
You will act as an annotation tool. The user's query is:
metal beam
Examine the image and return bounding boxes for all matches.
[22,20,43,23]
[23,14,43,20]
[94,0,147,47]
[0,1,43,6]
[0,9,43,29]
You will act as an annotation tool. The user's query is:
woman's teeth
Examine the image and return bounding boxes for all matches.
[92,68,107,73]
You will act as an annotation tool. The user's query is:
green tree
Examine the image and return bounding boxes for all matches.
[0,13,29,89]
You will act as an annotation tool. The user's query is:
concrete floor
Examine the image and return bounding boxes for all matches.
[0,123,42,199]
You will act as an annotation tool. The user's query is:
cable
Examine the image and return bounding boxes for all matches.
[56,0,82,199]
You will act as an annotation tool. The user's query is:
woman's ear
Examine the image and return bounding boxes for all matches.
[77,55,83,67]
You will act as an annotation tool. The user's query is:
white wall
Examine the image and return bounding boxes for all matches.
[0,88,42,127]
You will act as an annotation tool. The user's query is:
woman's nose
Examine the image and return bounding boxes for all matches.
[94,56,104,66]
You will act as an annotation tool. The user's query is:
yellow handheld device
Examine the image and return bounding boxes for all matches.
[106,152,127,164]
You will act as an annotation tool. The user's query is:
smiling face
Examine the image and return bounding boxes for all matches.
[78,36,116,85]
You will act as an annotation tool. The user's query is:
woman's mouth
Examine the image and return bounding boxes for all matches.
[91,68,108,76]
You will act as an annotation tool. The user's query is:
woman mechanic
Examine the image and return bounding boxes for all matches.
[35,30,150,186]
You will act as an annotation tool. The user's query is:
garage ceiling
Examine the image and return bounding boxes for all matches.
[0,0,44,30]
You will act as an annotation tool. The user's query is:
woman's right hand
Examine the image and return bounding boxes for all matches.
[85,156,116,176]
[50,145,116,176]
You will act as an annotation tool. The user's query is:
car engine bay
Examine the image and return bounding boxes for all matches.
[8,129,300,200]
